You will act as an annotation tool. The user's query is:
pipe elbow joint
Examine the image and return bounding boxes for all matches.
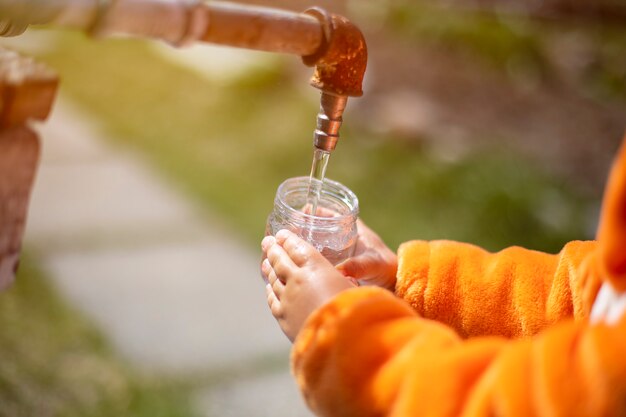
[302,7,367,98]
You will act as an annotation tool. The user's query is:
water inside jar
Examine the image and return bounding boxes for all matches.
[273,177,358,265]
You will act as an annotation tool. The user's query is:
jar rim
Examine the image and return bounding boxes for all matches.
[275,176,359,226]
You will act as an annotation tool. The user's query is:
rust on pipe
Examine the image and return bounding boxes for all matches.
[197,3,367,97]
[303,8,367,98]
[192,3,368,97]
[199,2,323,57]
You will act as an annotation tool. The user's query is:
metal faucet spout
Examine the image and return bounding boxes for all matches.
[314,93,347,152]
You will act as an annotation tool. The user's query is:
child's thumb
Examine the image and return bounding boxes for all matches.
[337,254,380,281]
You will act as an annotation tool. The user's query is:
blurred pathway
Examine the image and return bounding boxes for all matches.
[24,97,313,417]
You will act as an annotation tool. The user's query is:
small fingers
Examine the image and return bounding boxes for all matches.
[302,204,339,217]
[337,254,379,280]
[261,257,273,281]
[275,229,318,267]
[356,221,386,248]
[261,235,276,255]
[265,284,283,319]
[267,244,298,280]
[356,218,369,231]
[262,258,285,298]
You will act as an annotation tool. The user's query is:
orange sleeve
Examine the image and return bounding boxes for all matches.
[292,287,626,417]
[394,239,600,338]
[596,137,626,292]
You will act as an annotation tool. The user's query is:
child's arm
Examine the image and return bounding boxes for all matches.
[395,136,626,336]
[395,239,600,338]
[261,230,617,417]
[292,286,626,417]
[336,219,599,338]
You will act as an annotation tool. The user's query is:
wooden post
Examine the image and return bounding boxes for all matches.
[0,48,58,290]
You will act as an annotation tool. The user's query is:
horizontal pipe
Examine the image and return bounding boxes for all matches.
[89,0,191,45]
[90,0,324,54]
[200,2,323,56]
[0,0,325,54]
[0,0,100,35]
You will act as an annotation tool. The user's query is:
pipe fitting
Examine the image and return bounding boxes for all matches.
[302,7,367,98]
[313,92,347,152]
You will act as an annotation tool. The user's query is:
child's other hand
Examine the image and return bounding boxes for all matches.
[261,229,356,342]
[337,220,398,291]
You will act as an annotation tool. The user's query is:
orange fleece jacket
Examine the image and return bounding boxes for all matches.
[292,137,626,417]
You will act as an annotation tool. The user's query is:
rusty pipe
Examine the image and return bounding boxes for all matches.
[0,0,367,94]
[0,0,367,150]
[0,0,323,54]
[199,2,321,57]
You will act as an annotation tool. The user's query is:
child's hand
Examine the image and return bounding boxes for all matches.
[337,220,398,291]
[261,229,356,342]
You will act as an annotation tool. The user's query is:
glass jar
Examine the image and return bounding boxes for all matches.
[266,176,359,266]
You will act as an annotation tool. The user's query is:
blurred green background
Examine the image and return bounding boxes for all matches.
[2,0,625,415]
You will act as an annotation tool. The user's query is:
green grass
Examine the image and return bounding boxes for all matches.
[383,1,626,101]
[32,31,593,253]
[0,255,196,417]
[385,1,548,76]
[331,136,592,251]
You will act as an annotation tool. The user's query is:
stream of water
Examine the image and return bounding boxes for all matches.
[305,148,331,216]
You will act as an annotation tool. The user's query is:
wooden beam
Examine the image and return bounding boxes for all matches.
[0,47,58,289]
